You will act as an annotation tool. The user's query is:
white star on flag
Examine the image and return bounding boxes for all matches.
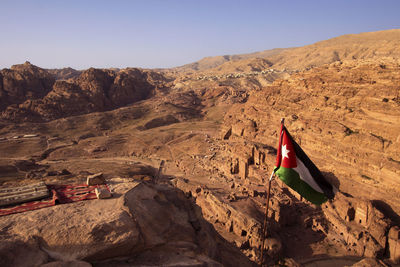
[282,144,290,160]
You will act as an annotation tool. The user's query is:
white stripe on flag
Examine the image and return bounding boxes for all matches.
[293,157,324,193]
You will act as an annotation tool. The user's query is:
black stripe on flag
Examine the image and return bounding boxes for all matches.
[284,127,334,199]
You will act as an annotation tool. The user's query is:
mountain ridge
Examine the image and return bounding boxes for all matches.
[173,29,400,72]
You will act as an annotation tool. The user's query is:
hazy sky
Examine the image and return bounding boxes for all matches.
[1,0,399,69]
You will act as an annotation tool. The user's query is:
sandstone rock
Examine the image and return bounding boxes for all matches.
[120,183,253,267]
[239,159,249,179]
[108,68,156,107]
[350,258,385,267]
[41,261,92,267]
[0,179,253,266]
[232,122,245,136]
[87,173,105,185]
[94,249,224,267]
[322,194,390,258]
[222,60,400,220]
[0,165,18,177]
[95,188,112,199]
[231,158,239,174]
[0,181,142,261]
[47,67,82,80]
[143,115,179,129]
[221,126,232,140]
[1,67,163,122]
[121,183,196,247]
[282,258,302,267]
[354,201,369,226]
[264,236,283,258]
[14,159,41,172]
[2,31,400,267]
[47,171,58,176]
[228,192,237,201]
[388,226,400,263]
[363,237,383,258]
[60,169,71,175]
[0,62,55,111]
[0,239,48,267]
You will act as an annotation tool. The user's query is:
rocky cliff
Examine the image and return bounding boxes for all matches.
[0,62,55,111]
[0,179,253,267]
[215,59,400,263]
[221,60,400,213]
[0,64,169,122]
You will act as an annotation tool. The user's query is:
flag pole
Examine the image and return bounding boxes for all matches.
[259,170,274,266]
[259,118,284,266]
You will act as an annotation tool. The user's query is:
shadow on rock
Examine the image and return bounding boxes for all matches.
[321,171,341,194]
[371,199,400,225]
[115,181,255,267]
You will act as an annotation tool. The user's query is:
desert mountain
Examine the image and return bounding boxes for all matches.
[0,29,400,266]
[0,62,55,110]
[175,48,287,72]
[1,63,169,122]
[177,29,400,72]
[46,67,82,80]
[267,29,400,70]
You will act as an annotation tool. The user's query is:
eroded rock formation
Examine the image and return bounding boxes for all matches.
[1,64,168,122]
[0,62,55,110]
[0,179,253,267]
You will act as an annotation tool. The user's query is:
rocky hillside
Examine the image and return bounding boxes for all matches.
[46,67,82,80]
[0,62,55,110]
[186,59,400,264]
[175,48,287,72]
[0,63,169,122]
[0,179,253,267]
[267,29,400,70]
[176,29,400,72]
[222,59,400,215]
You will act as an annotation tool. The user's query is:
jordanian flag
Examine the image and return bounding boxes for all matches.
[274,124,335,205]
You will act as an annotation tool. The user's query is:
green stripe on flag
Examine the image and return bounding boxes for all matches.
[275,166,328,205]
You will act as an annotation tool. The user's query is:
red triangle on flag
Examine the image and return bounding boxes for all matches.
[275,125,297,169]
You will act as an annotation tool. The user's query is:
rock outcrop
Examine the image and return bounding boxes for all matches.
[1,66,167,122]
[47,67,82,80]
[0,180,253,267]
[222,60,400,216]
[209,60,400,264]
[389,226,400,263]
[0,62,55,111]
[322,193,392,258]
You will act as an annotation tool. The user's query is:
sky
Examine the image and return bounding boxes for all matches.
[0,0,399,69]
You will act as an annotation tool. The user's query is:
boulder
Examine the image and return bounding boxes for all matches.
[87,173,105,185]
[120,183,253,267]
[264,237,283,258]
[95,188,112,199]
[0,181,142,261]
[0,180,253,266]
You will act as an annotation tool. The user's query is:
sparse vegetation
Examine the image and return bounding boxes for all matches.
[361,174,374,181]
